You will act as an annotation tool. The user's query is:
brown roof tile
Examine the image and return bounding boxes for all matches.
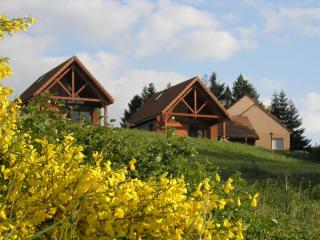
[128,77,196,124]
[225,116,259,139]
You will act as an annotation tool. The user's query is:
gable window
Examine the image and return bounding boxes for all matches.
[272,138,284,150]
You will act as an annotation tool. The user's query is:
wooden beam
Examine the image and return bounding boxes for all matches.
[57,80,71,96]
[168,87,194,113]
[75,83,87,96]
[181,98,194,113]
[51,96,103,102]
[194,88,197,117]
[223,121,227,139]
[45,68,70,92]
[104,103,107,126]
[170,112,219,118]
[196,101,207,114]
[72,66,75,97]
[74,67,104,101]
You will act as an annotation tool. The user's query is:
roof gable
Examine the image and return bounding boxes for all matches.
[128,76,231,124]
[20,56,114,104]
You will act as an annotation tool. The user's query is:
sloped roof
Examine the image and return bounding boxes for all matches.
[128,77,231,125]
[228,95,292,134]
[128,78,196,124]
[225,116,259,139]
[20,56,114,104]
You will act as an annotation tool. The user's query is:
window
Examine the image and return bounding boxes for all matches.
[70,110,92,123]
[272,138,284,150]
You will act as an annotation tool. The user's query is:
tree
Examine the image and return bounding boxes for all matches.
[222,86,233,108]
[208,72,225,101]
[141,83,156,102]
[270,90,311,151]
[121,94,142,127]
[122,83,156,127]
[232,74,259,103]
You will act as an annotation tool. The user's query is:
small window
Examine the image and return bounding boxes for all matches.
[272,138,284,150]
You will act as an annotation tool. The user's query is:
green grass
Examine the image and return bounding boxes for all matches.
[120,128,320,184]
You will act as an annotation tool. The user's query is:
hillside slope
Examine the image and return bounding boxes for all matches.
[121,129,320,182]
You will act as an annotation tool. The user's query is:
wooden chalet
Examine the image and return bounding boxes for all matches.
[128,76,231,139]
[20,56,114,125]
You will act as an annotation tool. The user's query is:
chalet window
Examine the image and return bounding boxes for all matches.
[70,110,92,123]
[272,138,284,150]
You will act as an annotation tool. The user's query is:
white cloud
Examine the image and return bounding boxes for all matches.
[259,78,284,92]
[262,8,320,36]
[301,92,320,134]
[108,69,186,123]
[171,29,240,60]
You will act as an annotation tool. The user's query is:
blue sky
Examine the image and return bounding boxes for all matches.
[1,0,320,144]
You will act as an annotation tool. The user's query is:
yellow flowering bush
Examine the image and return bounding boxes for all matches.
[0,15,258,239]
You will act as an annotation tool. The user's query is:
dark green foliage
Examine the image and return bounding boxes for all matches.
[141,83,156,102]
[270,90,311,151]
[122,83,156,127]
[121,94,142,127]
[207,72,225,101]
[232,74,259,103]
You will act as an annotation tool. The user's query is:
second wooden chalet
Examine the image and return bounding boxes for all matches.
[128,76,232,140]
[19,56,114,125]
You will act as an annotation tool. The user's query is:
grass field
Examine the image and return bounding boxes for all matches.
[120,128,320,184]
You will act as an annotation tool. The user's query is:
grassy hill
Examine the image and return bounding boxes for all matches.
[121,129,320,183]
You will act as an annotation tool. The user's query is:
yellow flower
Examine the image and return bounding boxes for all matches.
[224,178,234,194]
[250,193,259,208]
[215,172,221,183]
[129,159,137,171]
[237,197,241,207]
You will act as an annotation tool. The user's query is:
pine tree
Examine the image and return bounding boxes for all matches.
[232,74,259,103]
[208,72,225,101]
[270,90,311,150]
[141,83,156,102]
[222,86,233,108]
[121,94,142,127]
[122,83,157,127]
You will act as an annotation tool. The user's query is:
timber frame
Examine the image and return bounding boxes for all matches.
[20,56,114,126]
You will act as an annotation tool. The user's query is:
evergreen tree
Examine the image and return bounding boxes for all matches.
[121,94,142,127]
[208,72,225,101]
[222,86,233,108]
[232,74,259,103]
[141,83,156,102]
[270,90,311,150]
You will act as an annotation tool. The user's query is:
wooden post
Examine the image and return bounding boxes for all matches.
[194,88,197,117]
[72,66,75,98]
[104,103,107,126]
[223,121,226,139]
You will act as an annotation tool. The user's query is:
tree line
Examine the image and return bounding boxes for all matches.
[122,72,311,151]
